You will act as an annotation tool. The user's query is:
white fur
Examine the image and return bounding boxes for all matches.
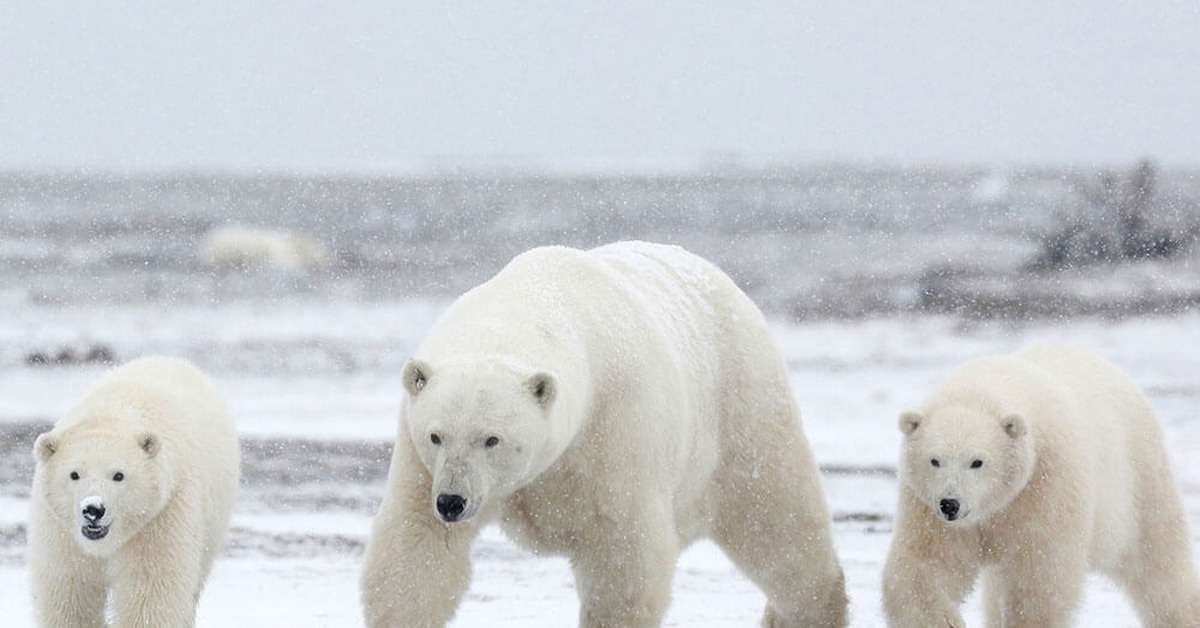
[883,342,1200,627]
[201,225,328,270]
[361,241,846,627]
[28,357,240,628]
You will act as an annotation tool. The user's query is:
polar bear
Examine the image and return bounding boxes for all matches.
[200,225,329,270]
[883,342,1200,627]
[361,241,847,628]
[28,356,240,628]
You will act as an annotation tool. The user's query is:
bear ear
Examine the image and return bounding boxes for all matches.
[33,433,58,463]
[139,433,160,458]
[1002,414,1026,438]
[402,359,431,397]
[526,372,556,408]
[898,412,923,435]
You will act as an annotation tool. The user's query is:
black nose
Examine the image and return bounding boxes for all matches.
[82,503,105,523]
[939,498,960,520]
[436,494,467,522]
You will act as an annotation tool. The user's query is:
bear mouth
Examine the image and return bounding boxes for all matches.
[81,523,110,540]
[939,508,971,524]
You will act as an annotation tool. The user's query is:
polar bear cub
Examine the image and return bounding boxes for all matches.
[883,342,1200,627]
[29,356,240,628]
[362,241,847,627]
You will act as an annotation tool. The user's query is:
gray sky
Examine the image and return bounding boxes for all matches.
[2,2,1198,172]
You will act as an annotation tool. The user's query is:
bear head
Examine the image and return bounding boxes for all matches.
[33,425,175,556]
[897,406,1035,526]
[402,357,559,524]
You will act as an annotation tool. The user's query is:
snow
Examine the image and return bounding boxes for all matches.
[2,302,1197,626]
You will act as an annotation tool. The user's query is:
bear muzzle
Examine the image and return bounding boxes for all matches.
[938,497,971,523]
[79,495,111,540]
[436,493,469,523]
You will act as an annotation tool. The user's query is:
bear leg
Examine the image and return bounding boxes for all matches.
[30,562,106,628]
[1126,576,1200,628]
[28,512,107,628]
[710,434,847,626]
[881,562,971,628]
[570,505,679,628]
[980,566,1005,628]
[1113,525,1200,627]
[992,549,1086,628]
[881,509,977,628]
[108,546,203,628]
[361,441,481,628]
[716,498,847,628]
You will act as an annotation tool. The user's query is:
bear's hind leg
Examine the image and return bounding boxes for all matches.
[713,512,847,627]
[1112,526,1200,627]
[710,448,847,627]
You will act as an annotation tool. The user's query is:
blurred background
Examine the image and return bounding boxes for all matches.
[5,0,1200,504]
[3,1,1199,330]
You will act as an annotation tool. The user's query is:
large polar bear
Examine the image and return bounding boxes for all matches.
[883,342,1200,627]
[362,241,847,627]
[29,356,240,628]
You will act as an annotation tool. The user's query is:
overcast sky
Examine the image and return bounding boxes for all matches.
[2,2,1198,173]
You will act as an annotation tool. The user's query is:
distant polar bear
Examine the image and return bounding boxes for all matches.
[361,241,847,627]
[883,342,1200,627]
[29,357,240,628]
[201,225,329,270]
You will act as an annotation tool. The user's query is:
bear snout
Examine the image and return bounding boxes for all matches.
[939,498,960,521]
[78,495,111,541]
[80,496,106,524]
[436,493,468,523]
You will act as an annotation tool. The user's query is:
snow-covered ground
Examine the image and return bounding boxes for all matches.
[1,300,1197,626]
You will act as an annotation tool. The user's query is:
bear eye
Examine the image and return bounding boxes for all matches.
[113,472,125,482]
[69,471,80,481]
[970,459,983,469]
[930,459,940,468]
[484,436,500,448]
[430,433,442,445]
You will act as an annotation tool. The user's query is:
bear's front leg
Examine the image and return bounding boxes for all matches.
[29,559,106,627]
[108,539,203,628]
[28,512,106,628]
[882,537,977,627]
[570,510,680,628]
[361,442,481,628]
[881,566,969,628]
[30,571,106,628]
[882,490,984,628]
[993,544,1086,628]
